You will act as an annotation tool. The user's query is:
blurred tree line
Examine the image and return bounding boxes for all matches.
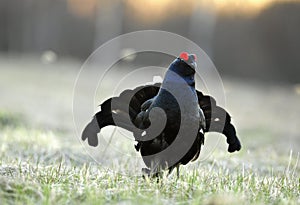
[0,0,299,83]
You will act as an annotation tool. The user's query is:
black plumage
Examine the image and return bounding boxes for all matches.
[82,52,241,177]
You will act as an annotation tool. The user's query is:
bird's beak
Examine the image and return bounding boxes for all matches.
[188,61,197,70]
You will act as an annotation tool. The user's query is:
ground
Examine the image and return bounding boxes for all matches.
[0,56,299,204]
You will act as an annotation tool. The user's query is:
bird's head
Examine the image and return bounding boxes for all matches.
[169,52,197,76]
[167,52,197,86]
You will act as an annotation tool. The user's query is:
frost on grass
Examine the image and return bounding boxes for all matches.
[0,111,299,204]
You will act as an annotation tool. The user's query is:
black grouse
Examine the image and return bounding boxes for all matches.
[82,52,241,177]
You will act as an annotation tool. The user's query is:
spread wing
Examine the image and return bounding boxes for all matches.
[81,83,160,146]
[196,91,241,152]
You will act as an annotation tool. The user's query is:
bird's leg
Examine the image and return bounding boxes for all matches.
[141,162,163,179]
[168,166,175,176]
[167,164,180,179]
[176,164,180,179]
[151,163,163,178]
[141,167,151,178]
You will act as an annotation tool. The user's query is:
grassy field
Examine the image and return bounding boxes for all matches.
[0,57,299,204]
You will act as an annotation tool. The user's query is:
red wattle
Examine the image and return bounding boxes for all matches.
[179,52,189,61]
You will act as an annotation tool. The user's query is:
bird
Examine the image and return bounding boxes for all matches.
[82,52,241,177]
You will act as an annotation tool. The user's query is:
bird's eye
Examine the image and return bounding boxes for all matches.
[179,52,189,61]
[191,54,197,61]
